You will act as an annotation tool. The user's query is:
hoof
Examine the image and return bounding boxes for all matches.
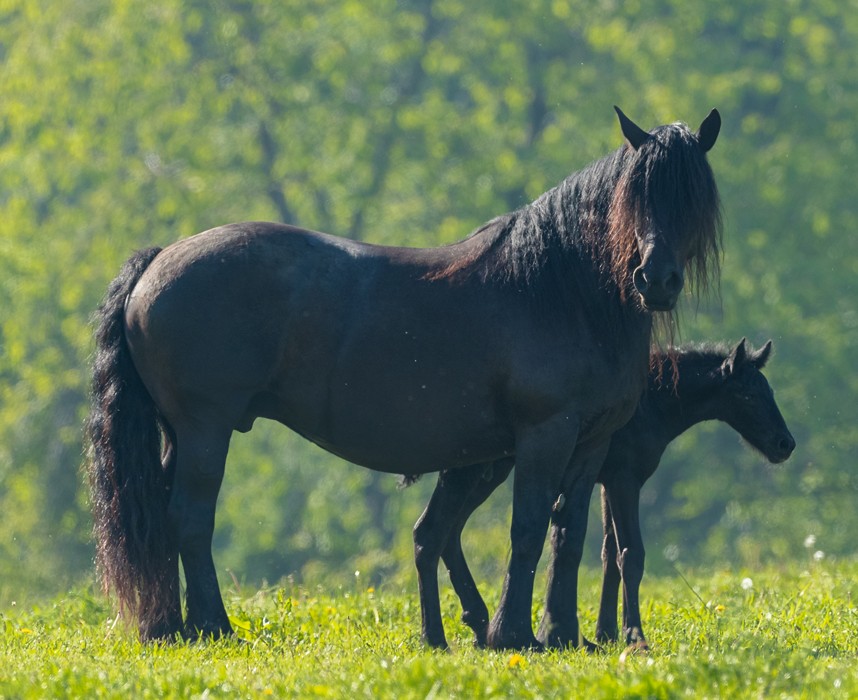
[540,634,599,652]
[182,622,234,642]
[422,634,449,651]
[489,637,544,651]
[619,640,650,663]
[487,627,544,651]
[537,623,592,651]
[595,627,619,645]
[624,627,649,649]
[581,636,602,654]
[462,613,489,649]
[139,614,184,644]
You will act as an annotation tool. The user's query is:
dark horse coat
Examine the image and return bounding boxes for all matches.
[87,108,722,648]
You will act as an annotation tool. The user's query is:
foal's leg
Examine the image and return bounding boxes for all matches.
[536,443,607,650]
[603,475,648,648]
[168,425,233,639]
[487,418,578,650]
[441,459,515,647]
[413,464,491,649]
[595,485,622,644]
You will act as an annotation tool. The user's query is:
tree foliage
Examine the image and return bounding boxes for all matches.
[0,0,855,599]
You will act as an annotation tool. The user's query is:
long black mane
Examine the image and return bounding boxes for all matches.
[430,148,634,301]
[431,120,722,351]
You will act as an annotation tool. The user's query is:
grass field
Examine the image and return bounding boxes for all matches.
[1,561,856,698]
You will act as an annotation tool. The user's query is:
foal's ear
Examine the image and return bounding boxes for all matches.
[614,106,650,150]
[696,108,721,152]
[722,337,748,377]
[750,340,773,369]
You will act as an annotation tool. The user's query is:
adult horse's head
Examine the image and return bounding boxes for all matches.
[610,106,723,313]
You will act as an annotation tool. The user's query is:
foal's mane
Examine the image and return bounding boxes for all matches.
[650,341,761,396]
[431,119,722,343]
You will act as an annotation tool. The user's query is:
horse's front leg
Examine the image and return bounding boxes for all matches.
[168,425,233,640]
[486,417,579,651]
[603,474,648,649]
[537,441,610,650]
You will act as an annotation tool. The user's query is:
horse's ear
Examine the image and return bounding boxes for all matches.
[722,337,748,376]
[614,106,650,150]
[696,108,721,152]
[751,340,773,369]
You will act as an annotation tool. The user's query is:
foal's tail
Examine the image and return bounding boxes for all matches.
[86,247,172,637]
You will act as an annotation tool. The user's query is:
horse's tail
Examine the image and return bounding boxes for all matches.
[86,247,172,635]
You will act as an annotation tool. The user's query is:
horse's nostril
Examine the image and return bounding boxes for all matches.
[633,267,649,293]
[780,435,796,454]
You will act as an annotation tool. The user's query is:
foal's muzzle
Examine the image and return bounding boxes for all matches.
[632,265,684,311]
[768,431,796,464]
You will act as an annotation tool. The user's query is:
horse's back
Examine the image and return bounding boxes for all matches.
[122,222,516,467]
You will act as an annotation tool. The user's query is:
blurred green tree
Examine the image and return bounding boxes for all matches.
[0,0,854,602]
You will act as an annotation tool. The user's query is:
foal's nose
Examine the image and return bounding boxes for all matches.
[779,433,796,457]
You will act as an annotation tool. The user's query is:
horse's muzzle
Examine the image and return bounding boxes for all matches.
[633,266,683,312]
[768,431,796,464]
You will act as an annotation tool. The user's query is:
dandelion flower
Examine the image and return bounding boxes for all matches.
[508,653,527,669]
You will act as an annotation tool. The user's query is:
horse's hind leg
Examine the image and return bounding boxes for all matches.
[168,425,233,640]
[595,485,621,644]
[602,474,648,649]
[413,464,488,649]
[441,458,514,647]
[145,436,184,640]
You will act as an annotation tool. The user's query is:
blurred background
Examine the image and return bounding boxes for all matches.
[0,0,855,605]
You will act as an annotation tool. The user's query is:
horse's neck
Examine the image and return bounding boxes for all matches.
[648,373,724,444]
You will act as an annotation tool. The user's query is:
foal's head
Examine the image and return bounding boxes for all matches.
[714,339,795,464]
[609,107,723,313]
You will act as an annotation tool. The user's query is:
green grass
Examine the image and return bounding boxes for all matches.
[1,562,856,698]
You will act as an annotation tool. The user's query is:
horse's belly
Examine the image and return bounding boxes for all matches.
[267,383,514,474]
[282,306,514,472]
[305,426,511,474]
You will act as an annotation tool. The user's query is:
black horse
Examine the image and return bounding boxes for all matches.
[412,339,795,649]
[87,107,722,648]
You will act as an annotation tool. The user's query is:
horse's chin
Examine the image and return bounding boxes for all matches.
[637,295,677,313]
[766,449,794,465]
[753,439,794,465]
